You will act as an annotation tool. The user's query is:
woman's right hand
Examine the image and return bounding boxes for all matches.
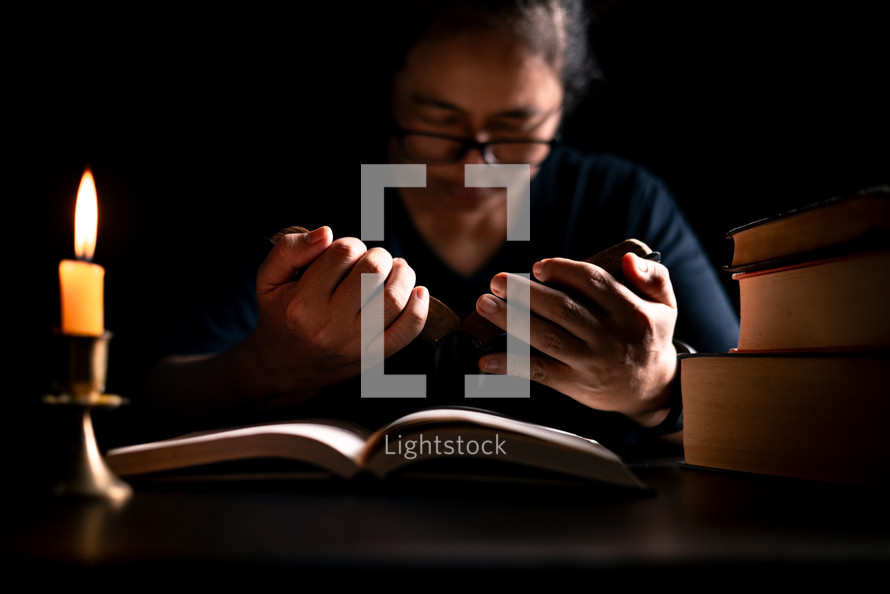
[246,226,429,404]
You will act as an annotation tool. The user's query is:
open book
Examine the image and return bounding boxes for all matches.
[105,407,647,490]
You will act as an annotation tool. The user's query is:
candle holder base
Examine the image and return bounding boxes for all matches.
[42,393,132,502]
[45,331,132,502]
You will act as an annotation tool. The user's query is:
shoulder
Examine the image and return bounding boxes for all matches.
[532,144,683,240]
[534,144,675,212]
[527,144,691,267]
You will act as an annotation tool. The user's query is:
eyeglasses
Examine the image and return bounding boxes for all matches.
[392,126,559,166]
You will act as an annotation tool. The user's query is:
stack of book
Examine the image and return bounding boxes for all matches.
[680,187,890,485]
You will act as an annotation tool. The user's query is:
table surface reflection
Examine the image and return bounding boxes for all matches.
[5,455,889,585]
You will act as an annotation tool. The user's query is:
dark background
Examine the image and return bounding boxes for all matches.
[7,2,887,430]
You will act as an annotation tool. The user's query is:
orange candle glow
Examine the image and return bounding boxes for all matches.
[59,169,105,336]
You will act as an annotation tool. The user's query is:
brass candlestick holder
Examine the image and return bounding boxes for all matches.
[43,331,132,502]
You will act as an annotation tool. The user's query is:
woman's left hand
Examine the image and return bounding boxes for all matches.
[475,252,678,429]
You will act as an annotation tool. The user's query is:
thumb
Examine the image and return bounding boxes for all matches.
[259,226,333,287]
[622,252,677,308]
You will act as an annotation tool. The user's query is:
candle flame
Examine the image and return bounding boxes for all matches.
[74,168,98,261]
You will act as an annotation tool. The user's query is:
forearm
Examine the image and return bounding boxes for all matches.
[142,331,319,419]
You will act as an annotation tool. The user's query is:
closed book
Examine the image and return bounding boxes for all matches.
[680,352,890,485]
[726,187,890,273]
[733,248,890,352]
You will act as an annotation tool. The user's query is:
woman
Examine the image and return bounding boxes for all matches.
[144,0,738,452]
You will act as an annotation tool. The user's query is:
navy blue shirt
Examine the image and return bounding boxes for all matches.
[174,145,739,452]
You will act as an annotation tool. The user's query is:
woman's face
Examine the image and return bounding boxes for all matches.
[389,28,564,216]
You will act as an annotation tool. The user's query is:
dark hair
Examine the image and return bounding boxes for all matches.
[378,0,597,114]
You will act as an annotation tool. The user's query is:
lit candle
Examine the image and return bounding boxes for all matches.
[59,169,104,336]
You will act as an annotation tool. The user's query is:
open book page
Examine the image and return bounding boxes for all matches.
[106,420,372,479]
[359,408,646,489]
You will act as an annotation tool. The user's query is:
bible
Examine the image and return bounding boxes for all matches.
[104,406,648,490]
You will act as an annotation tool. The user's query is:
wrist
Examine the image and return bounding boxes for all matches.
[627,344,677,428]
[639,339,694,436]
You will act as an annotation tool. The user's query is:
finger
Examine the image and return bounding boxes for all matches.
[383,285,430,356]
[478,350,533,377]
[381,258,418,328]
[621,252,677,309]
[478,350,580,395]
[297,236,369,311]
[332,246,394,317]
[354,256,417,329]
[476,285,589,366]
[532,257,637,318]
[257,226,333,290]
[360,286,429,373]
[490,271,605,343]
[478,350,617,412]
